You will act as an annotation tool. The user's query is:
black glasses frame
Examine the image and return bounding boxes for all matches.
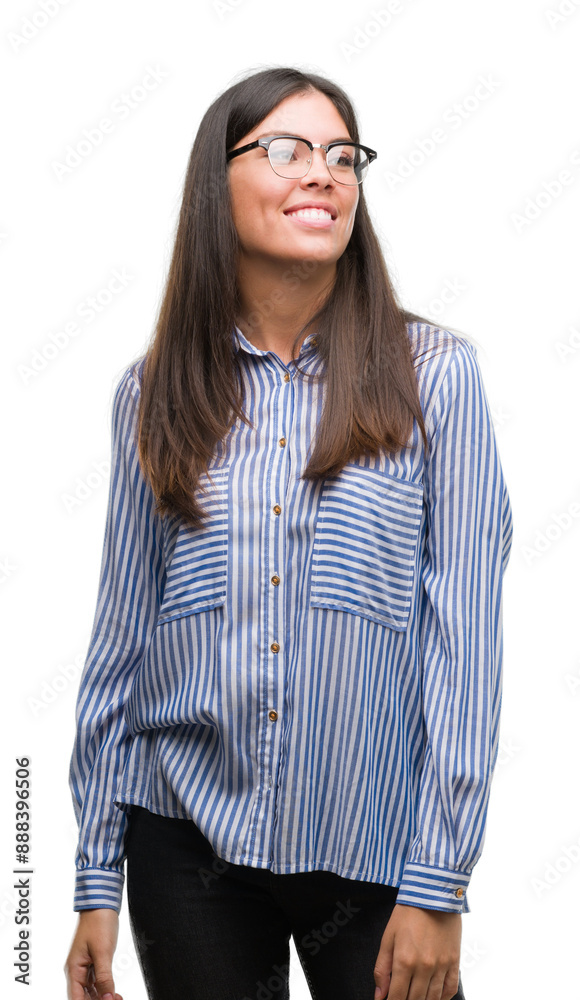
[226,134,378,184]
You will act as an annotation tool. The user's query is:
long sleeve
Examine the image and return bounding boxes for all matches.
[68,365,165,912]
[396,339,513,913]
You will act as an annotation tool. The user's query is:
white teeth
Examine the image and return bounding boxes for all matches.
[287,208,333,220]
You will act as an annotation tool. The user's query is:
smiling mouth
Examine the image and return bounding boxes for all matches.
[284,208,335,228]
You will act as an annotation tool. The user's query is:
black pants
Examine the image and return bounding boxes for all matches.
[125,804,466,1000]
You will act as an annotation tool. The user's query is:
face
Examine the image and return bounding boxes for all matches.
[227,90,360,270]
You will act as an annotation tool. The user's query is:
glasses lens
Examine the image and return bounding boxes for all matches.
[267,138,370,185]
[268,137,311,178]
[327,144,369,185]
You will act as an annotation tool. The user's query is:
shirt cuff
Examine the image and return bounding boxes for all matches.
[396,862,471,913]
[73,867,125,914]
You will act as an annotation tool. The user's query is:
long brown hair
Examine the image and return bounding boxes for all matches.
[134,66,456,530]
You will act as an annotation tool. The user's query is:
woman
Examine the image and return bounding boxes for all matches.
[64,66,513,1000]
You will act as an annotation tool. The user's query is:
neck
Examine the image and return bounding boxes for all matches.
[235,254,335,361]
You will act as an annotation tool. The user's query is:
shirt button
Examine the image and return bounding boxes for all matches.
[271,575,280,586]
[311,338,318,347]
[270,642,280,653]
[283,373,290,382]
[273,504,281,515]
[455,888,464,898]
[268,710,278,721]
[279,438,286,447]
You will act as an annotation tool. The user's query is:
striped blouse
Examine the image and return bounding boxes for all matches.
[68,321,513,916]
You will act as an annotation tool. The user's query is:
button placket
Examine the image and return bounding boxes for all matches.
[262,361,294,807]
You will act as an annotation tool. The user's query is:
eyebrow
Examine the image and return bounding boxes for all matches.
[256,130,354,143]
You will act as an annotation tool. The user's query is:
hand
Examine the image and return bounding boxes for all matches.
[63,908,124,1000]
[373,903,461,1000]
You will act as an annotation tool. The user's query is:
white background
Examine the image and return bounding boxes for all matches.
[1,0,579,997]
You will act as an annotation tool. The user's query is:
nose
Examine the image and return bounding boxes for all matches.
[301,146,334,185]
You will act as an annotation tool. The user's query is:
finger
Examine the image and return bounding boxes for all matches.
[374,931,395,997]
[83,960,123,1000]
[424,971,447,1000]
[442,968,460,999]
[383,964,413,1000]
[373,971,391,999]
[65,959,96,1000]
[89,952,117,1000]
[402,971,433,1000]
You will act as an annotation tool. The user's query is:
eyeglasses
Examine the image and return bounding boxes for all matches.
[226,134,378,186]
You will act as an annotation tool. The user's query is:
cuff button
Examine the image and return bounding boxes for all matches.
[455,888,464,898]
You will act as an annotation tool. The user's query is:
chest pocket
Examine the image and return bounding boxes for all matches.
[156,462,230,625]
[309,465,424,631]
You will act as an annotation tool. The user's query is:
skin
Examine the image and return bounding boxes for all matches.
[64,908,123,1000]
[64,88,462,1000]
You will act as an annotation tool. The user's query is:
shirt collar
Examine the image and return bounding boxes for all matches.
[232,324,318,359]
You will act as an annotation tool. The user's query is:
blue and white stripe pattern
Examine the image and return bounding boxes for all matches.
[69,321,513,915]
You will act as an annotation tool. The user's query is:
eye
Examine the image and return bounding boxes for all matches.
[269,143,298,164]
